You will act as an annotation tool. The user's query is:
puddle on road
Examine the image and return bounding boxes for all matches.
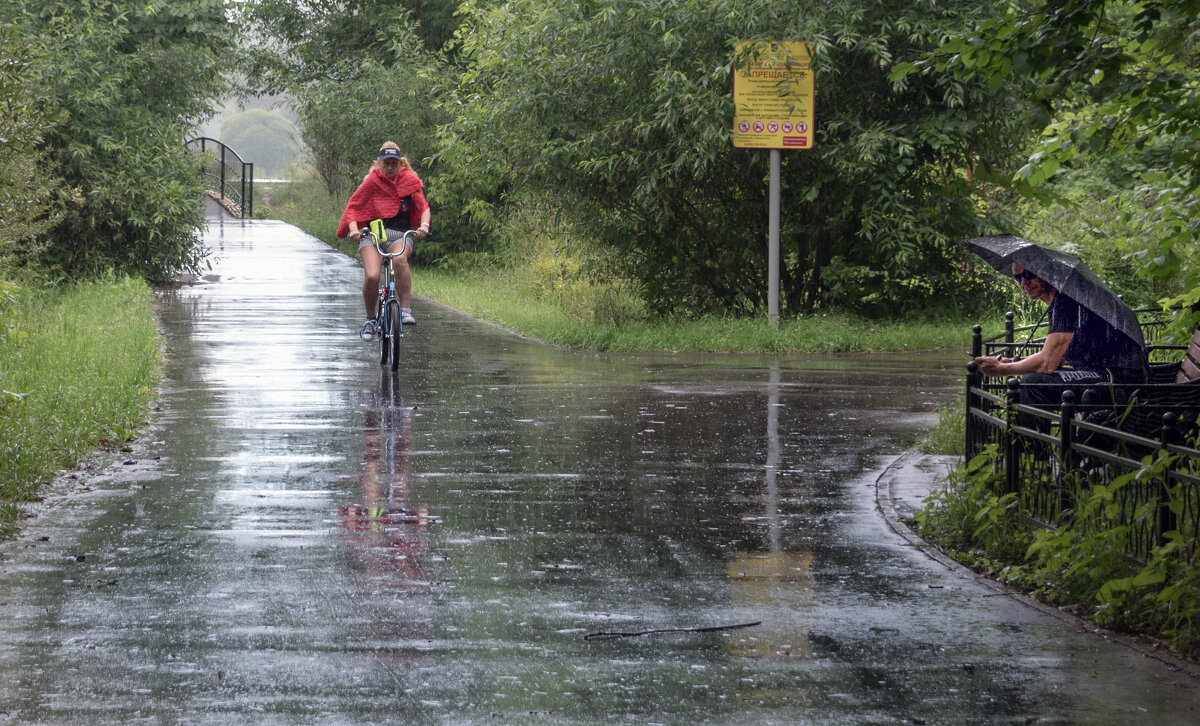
[1,219,1197,723]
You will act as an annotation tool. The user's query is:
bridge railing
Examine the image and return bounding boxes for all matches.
[186,137,254,218]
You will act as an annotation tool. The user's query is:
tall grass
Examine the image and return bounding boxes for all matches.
[261,178,982,353]
[916,397,966,456]
[0,274,161,537]
[257,180,347,246]
[418,268,974,352]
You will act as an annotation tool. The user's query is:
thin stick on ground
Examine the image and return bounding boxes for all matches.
[584,621,762,641]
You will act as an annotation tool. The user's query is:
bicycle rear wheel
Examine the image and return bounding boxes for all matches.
[386,299,403,371]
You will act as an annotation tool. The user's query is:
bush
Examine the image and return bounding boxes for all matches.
[919,446,1200,660]
[18,0,231,282]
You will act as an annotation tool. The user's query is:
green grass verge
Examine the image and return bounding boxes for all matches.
[0,274,162,538]
[260,181,982,353]
[416,268,974,352]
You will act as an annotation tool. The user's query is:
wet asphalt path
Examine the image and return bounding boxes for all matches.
[1,216,1198,724]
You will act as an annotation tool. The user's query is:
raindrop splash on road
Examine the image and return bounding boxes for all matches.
[0,216,1197,724]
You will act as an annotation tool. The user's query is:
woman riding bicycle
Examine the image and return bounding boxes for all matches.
[336,141,432,340]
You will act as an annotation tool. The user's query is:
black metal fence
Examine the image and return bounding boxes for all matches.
[186,137,254,218]
[965,312,1200,562]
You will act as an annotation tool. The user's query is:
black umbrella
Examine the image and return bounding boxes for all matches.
[966,234,1145,348]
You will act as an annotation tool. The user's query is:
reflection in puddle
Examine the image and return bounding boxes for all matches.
[339,371,434,588]
[728,362,814,667]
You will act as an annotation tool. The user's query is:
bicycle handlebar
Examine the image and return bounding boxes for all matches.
[360,228,416,259]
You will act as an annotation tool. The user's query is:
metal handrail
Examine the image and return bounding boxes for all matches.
[963,304,1200,563]
[186,136,255,218]
[973,307,1184,357]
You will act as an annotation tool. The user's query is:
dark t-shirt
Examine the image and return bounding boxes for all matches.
[382,190,429,231]
[382,196,411,229]
[1048,292,1145,378]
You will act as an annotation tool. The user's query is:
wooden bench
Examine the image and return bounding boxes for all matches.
[1176,325,1200,383]
[1078,323,1200,445]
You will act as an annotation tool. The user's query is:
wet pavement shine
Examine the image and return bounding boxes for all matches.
[2,214,1199,725]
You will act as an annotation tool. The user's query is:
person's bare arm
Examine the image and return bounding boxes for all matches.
[974,331,1072,376]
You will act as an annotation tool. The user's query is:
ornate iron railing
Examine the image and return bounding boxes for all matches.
[186,136,254,218]
[964,310,1200,562]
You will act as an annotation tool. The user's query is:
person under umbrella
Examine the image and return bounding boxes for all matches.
[971,251,1147,414]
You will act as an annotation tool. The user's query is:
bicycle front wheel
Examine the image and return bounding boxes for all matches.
[378,304,390,367]
[386,300,403,371]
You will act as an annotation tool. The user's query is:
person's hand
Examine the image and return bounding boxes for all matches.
[415,224,430,240]
[973,355,1007,376]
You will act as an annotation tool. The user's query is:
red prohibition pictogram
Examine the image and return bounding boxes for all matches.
[732,41,814,149]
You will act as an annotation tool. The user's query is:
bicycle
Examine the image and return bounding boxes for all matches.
[360,228,415,372]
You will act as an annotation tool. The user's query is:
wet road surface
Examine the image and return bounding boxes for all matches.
[1,216,1198,724]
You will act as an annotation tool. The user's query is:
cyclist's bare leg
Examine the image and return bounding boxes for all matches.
[393,253,412,309]
[360,244,382,317]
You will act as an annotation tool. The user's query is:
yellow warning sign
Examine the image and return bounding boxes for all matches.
[732,41,814,150]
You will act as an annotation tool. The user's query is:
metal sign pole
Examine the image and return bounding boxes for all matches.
[768,149,781,326]
[732,41,812,327]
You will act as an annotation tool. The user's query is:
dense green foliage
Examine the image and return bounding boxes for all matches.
[919,447,1200,660]
[232,0,1199,328]
[440,0,1022,317]
[2,0,232,282]
[0,26,72,272]
[4,0,1194,320]
[0,275,161,538]
[236,0,460,91]
[0,1,231,535]
[235,0,1030,319]
[897,0,1200,338]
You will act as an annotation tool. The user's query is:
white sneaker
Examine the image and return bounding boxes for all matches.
[401,308,416,325]
[360,319,377,340]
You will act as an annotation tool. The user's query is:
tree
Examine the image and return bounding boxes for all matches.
[440,0,1022,315]
[296,56,447,198]
[220,109,303,178]
[10,0,233,281]
[897,0,1200,332]
[0,25,72,273]
[233,0,465,94]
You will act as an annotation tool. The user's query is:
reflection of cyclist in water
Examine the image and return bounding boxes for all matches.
[339,372,430,586]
